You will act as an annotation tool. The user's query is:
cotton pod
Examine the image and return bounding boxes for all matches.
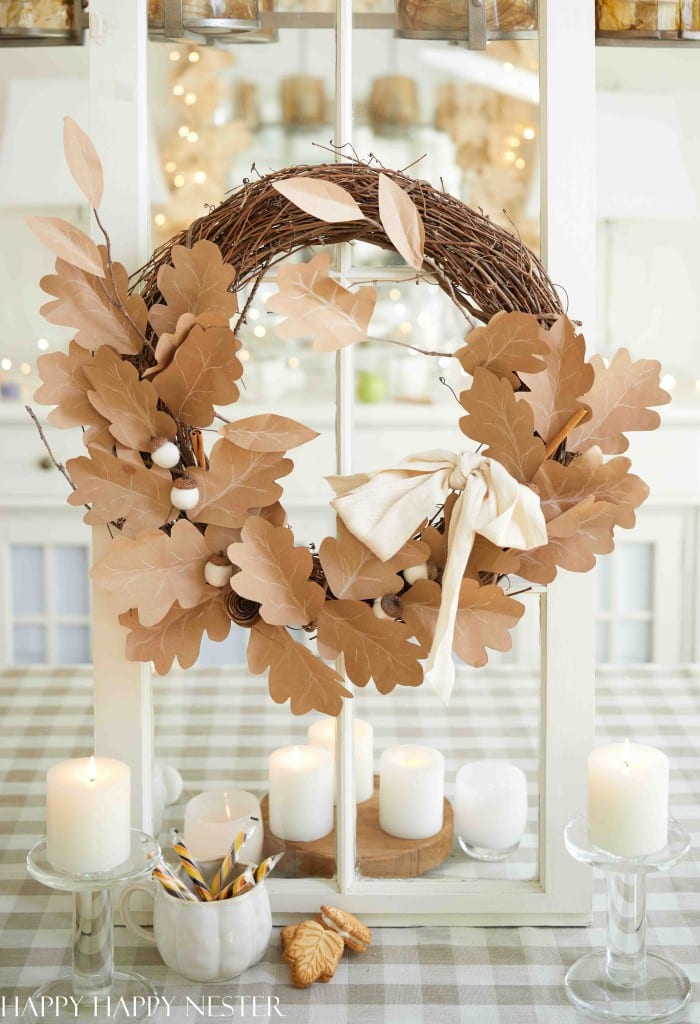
[204,554,234,588]
[171,476,200,511]
[148,437,181,469]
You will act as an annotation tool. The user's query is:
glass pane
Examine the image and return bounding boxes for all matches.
[52,546,90,615]
[615,619,652,664]
[11,546,44,615]
[13,624,47,665]
[596,555,611,612]
[616,543,653,613]
[596,620,610,664]
[197,627,248,667]
[54,625,91,665]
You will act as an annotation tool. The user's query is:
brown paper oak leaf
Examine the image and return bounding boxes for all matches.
[67,448,173,538]
[34,342,109,430]
[566,348,671,455]
[220,414,319,452]
[188,438,292,528]
[267,252,376,353]
[227,517,325,627]
[515,497,618,584]
[63,117,103,209]
[91,519,212,628]
[40,247,147,356]
[456,311,548,388]
[83,346,176,450]
[247,620,351,716]
[319,518,429,601]
[533,447,649,529]
[120,591,230,675]
[464,535,522,581]
[143,313,197,379]
[27,216,105,278]
[317,599,423,693]
[154,321,243,427]
[378,173,425,271]
[517,316,594,443]
[273,177,364,223]
[148,240,238,337]
[402,578,524,667]
[460,367,545,483]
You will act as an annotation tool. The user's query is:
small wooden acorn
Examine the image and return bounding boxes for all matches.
[171,476,200,511]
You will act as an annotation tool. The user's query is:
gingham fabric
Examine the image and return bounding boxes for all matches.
[1,666,698,1023]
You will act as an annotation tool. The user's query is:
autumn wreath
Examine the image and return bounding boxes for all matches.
[30,119,669,716]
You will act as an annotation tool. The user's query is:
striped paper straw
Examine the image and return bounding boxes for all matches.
[209,828,250,897]
[172,839,213,902]
[216,865,255,901]
[254,852,284,885]
[152,866,198,902]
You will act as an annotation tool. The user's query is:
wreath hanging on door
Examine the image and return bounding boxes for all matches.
[30,119,668,715]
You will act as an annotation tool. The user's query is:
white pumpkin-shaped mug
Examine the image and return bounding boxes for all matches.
[120,869,272,982]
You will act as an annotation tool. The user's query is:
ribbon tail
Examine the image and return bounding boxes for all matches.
[424,489,479,705]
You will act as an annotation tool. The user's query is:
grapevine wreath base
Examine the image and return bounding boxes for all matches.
[30,119,669,715]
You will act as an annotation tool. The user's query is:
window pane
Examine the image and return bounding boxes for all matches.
[13,624,47,665]
[596,555,611,613]
[596,620,610,663]
[197,628,248,667]
[55,625,91,664]
[616,620,652,664]
[11,546,44,615]
[52,546,90,615]
[616,543,653,613]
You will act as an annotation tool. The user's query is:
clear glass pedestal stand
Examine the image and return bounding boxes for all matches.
[26,830,161,1023]
[564,817,692,1023]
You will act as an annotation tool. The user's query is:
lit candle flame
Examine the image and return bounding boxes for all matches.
[87,755,97,782]
[622,737,630,770]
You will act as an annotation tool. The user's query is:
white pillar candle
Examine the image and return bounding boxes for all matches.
[379,745,444,839]
[455,760,528,854]
[46,756,131,874]
[184,789,263,864]
[307,717,375,803]
[588,739,669,857]
[268,745,333,842]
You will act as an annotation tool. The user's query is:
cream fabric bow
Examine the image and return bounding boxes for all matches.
[329,450,547,704]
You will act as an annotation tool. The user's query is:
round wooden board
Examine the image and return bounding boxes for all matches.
[260,776,454,879]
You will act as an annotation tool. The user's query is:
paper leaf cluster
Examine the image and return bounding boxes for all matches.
[267,252,376,353]
[319,519,429,601]
[456,311,548,387]
[35,342,109,431]
[121,592,231,675]
[248,620,351,716]
[84,346,176,450]
[188,438,292,528]
[148,240,238,337]
[28,217,105,278]
[67,448,173,538]
[517,317,594,441]
[220,414,319,452]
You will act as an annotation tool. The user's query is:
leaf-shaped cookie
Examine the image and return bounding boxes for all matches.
[273,177,364,223]
[91,519,212,627]
[188,438,292,528]
[148,240,238,337]
[34,342,108,430]
[515,497,618,584]
[456,311,548,389]
[402,578,524,667]
[63,117,104,209]
[517,316,594,444]
[227,517,325,627]
[28,217,105,277]
[83,346,176,450]
[533,447,649,529]
[282,920,345,988]
[317,599,423,693]
[267,252,376,353]
[220,414,319,452]
[154,321,243,427]
[120,591,230,675]
[319,518,429,601]
[378,173,425,271]
[40,247,147,356]
[460,367,545,483]
[247,621,351,716]
[566,348,671,455]
[67,448,173,538]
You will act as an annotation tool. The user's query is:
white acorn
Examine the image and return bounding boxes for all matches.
[171,476,200,511]
[148,436,181,469]
[373,598,391,620]
[204,554,233,588]
[403,561,438,585]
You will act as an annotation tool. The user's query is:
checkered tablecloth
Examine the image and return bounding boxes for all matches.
[1,666,699,1023]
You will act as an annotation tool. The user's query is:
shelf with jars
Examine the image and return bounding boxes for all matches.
[0,0,86,45]
[596,0,700,42]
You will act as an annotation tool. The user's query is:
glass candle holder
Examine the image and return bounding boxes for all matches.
[0,0,73,30]
[183,0,261,32]
[680,0,700,29]
[368,76,419,137]
[396,0,537,39]
[455,760,528,860]
[280,75,328,130]
[596,0,680,34]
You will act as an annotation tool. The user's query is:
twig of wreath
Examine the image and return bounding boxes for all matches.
[28,118,668,716]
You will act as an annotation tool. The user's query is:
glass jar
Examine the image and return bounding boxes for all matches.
[0,0,73,29]
[680,0,700,28]
[596,0,680,33]
[396,0,537,38]
[368,76,418,137]
[183,0,260,28]
[280,75,327,130]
